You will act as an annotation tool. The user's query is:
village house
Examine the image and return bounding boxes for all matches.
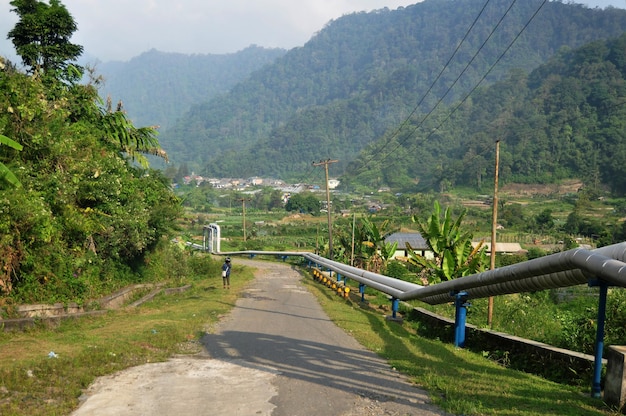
[384,232,526,260]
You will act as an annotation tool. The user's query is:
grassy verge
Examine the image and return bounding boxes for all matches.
[0,266,255,416]
[301,273,620,416]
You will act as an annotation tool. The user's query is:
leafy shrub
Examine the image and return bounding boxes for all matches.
[187,252,220,280]
[605,289,626,348]
[556,309,598,354]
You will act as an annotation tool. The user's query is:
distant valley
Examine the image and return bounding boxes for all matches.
[98,0,626,195]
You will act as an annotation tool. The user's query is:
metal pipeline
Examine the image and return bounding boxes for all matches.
[217,243,626,305]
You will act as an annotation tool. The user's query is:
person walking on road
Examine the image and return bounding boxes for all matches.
[221,258,231,289]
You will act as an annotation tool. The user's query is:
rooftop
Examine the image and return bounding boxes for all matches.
[385,232,428,250]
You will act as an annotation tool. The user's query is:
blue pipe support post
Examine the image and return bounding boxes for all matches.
[359,283,366,302]
[590,280,609,398]
[336,273,342,282]
[249,254,256,258]
[391,298,399,319]
[453,291,469,348]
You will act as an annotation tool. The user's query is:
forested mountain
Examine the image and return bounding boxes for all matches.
[344,34,626,195]
[158,0,626,185]
[96,46,286,129]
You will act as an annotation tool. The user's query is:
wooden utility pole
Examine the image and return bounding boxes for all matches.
[351,213,356,266]
[488,140,500,327]
[313,159,338,260]
[238,198,252,242]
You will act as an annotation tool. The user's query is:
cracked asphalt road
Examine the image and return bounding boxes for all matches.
[72,259,449,416]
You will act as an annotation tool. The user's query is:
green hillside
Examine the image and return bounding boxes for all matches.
[157,0,626,185]
[97,46,286,129]
[344,34,626,195]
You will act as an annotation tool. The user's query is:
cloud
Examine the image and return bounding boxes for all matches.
[0,0,418,62]
[0,0,624,63]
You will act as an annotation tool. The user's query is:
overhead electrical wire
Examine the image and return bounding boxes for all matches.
[400,0,549,156]
[348,0,548,177]
[355,0,495,171]
[305,0,498,185]
[360,0,494,167]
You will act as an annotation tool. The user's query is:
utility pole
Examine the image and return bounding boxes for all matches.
[238,198,252,242]
[351,213,356,266]
[313,159,338,260]
[488,140,500,327]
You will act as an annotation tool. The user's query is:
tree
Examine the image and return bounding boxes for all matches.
[99,98,166,167]
[0,28,178,302]
[8,0,84,84]
[564,210,583,235]
[407,201,488,284]
[500,203,525,228]
[534,208,555,232]
[285,193,319,215]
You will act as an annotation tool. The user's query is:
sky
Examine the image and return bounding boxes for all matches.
[1,0,626,63]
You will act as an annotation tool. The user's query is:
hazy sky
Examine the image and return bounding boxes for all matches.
[1,0,626,63]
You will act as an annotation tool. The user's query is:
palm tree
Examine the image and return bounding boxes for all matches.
[99,98,168,167]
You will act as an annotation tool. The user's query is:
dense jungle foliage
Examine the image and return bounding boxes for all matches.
[344,34,626,195]
[0,63,181,303]
[0,0,181,304]
[156,0,626,187]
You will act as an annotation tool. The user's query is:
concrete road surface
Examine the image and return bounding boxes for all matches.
[72,259,448,416]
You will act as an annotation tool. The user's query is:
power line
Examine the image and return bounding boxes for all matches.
[349,0,551,179]
[357,0,495,171]
[399,0,549,157]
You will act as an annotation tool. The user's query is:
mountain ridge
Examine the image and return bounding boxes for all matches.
[95,45,286,129]
[156,0,626,185]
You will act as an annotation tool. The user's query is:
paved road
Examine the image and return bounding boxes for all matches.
[73,259,448,415]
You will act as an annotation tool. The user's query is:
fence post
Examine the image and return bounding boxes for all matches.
[591,280,609,398]
[453,291,469,348]
[391,297,399,319]
[605,346,626,411]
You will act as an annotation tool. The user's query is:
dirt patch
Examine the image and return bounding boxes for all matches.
[500,179,582,197]
[461,200,491,209]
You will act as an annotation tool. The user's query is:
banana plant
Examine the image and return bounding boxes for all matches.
[361,217,397,274]
[0,134,23,189]
[407,201,487,284]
